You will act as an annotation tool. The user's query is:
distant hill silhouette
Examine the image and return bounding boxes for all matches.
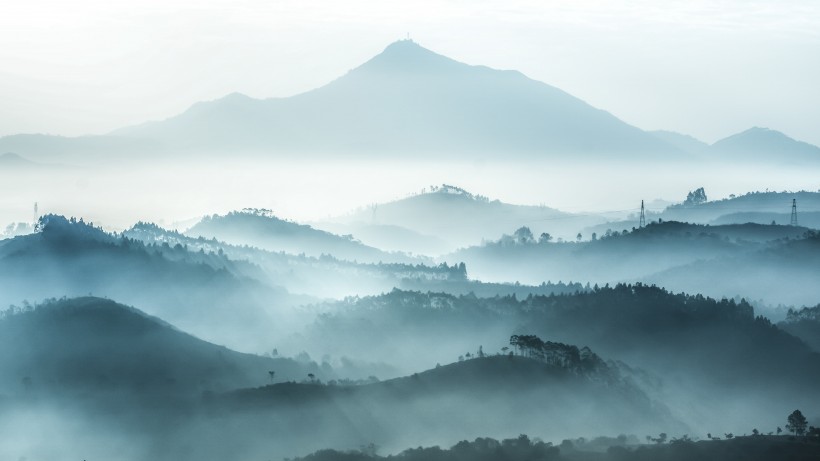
[0,152,38,167]
[779,305,820,353]
[584,190,820,238]
[328,184,606,251]
[186,209,420,264]
[446,220,815,304]
[711,127,820,164]
[127,221,466,299]
[661,190,820,224]
[0,297,315,395]
[0,214,307,350]
[0,133,160,162]
[648,230,820,306]
[0,151,69,170]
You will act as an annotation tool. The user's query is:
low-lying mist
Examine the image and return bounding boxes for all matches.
[2,157,817,239]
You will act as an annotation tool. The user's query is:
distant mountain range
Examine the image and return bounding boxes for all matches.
[3,41,815,164]
[652,127,820,164]
[0,152,69,170]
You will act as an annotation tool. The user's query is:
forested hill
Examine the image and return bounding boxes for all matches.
[186,209,420,264]
[213,352,678,455]
[446,221,818,305]
[300,285,820,430]
[0,214,304,351]
[329,184,604,251]
[0,297,317,395]
[291,434,820,461]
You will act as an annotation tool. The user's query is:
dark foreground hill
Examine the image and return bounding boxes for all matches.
[204,354,677,460]
[0,307,677,461]
[0,297,316,396]
[302,285,820,432]
[292,434,820,461]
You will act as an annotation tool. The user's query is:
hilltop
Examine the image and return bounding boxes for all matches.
[186,209,421,264]
[212,352,677,457]
[711,127,820,164]
[301,285,820,432]
[324,184,605,252]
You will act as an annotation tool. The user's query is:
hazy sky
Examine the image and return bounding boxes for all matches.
[1,0,819,145]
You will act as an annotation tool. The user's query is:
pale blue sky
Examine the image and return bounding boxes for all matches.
[1,0,819,145]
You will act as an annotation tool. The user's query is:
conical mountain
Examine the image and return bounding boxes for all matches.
[113,40,679,159]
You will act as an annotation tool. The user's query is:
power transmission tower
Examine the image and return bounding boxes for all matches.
[33,202,38,226]
[639,200,646,228]
[790,199,798,226]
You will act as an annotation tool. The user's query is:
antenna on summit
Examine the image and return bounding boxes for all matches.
[33,202,38,227]
[790,199,798,226]
[639,200,646,228]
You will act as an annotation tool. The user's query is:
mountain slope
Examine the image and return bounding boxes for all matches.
[328,184,606,250]
[110,40,679,159]
[0,297,316,395]
[446,221,810,287]
[651,130,711,156]
[711,127,820,163]
[0,214,306,351]
[214,354,678,457]
[302,286,820,432]
[186,209,419,263]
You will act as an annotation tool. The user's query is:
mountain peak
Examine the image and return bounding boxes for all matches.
[711,126,820,162]
[356,39,463,74]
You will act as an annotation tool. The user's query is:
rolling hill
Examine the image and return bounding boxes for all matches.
[445,221,812,294]
[186,209,421,263]
[0,296,316,395]
[301,285,820,432]
[209,353,678,459]
[324,184,606,251]
[0,214,306,351]
[711,127,820,164]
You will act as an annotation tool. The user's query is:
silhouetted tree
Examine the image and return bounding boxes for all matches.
[513,227,535,244]
[684,187,708,206]
[787,410,808,436]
